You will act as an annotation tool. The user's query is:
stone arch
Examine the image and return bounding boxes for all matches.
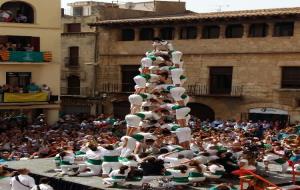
[187,102,215,121]
[1,1,35,23]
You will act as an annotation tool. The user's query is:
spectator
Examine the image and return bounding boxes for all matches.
[26,83,40,93]
[10,168,36,190]
[31,177,53,190]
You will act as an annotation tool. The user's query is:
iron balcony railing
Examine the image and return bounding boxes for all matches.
[98,83,134,93]
[97,83,243,97]
[61,87,91,96]
[186,84,243,97]
[64,57,81,68]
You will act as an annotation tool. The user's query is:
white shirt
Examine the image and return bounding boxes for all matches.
[31,184,53,190]
[10,175,36,190]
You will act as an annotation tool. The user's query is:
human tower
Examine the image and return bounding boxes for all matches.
[124,37,191,153]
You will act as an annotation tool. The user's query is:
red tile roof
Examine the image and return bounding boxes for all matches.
[89,7,300,26]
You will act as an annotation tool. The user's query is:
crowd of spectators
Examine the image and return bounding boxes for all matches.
[0,113,125,163]
[0,42,35,52]
[0,83,51,102]
[0,10,28,23]
[0,114,300,189]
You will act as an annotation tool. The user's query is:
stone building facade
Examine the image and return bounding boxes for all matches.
[0,0,61,124]
[90,7,300,123]
[60,0,190,115]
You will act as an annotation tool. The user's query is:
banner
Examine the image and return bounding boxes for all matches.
[0,51,52,62]
[4,92,49,103]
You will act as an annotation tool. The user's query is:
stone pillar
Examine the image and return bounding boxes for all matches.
[46,109,59,125]
[267,23,274,37]
[243,24,250,38]
[219,24,226,38]
[173,26,180,40]
[134,28,139,41]
[197,25,203,39]
[90,103,97,116]
[154,28,160,38]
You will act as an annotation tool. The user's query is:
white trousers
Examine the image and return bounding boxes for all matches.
[77,163,101,177]
[102,162,122,175]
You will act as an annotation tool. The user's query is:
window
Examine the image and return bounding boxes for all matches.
[66,23,81,33]
[73,7,83,16]
[67,46,79,67]
[281,67,300,89]
[6,72,31,88]
[67,75,80,95]
[139,28,154,41]
[226,24,244,38]
[121,65,140,92]
[249,23,268,37]
[121,29,135,41]
[202,25,220,39]
[180,27,197,39]
[209,67,233,94]
[160,27,174,40]
[0,1,34,23]
[274,22,294,37]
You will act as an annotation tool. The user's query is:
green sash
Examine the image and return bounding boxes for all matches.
[103,156,119,162]
[164,171,172,176]
[181,94,187,99]
[112,176,126,180]
[134,113,146,119]
[189,172,204,178]
[274,158,286,164]
[118,157,129,162]
[139,74,151,80]
[139,93,148,100]
[173,177,189,183]
[174,147,185,152]
[87,159,102,165]
[171,105,184,110]
[131,134,144,142]
[171,125,180,131]
[75,151,86,156]
[168,66,176,70]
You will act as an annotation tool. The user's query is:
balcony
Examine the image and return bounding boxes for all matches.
[186,84,243,97]
[61,87,91,97]
[98,83,134,93]
[0,51,52,63]
[64,57,81,68]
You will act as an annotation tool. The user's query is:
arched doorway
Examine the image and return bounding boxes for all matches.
[1,1,34,23]
[67,75,80,95]
[187,103,215,121]
[248,108,289,124]
[113,101,130,119]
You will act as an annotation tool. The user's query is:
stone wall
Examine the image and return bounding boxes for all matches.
[95,19,300,122]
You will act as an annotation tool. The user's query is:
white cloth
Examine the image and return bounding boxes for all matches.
[173,127,191,143]
[31,184,53,190]
[170,87,185,102]
[10,175,36,190]
[125,114,141,128]
[171,68,184,85]
[176,107,191,120]
[141,57,152,68]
